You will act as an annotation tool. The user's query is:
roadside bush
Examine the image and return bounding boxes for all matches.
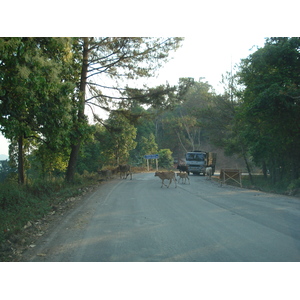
[287,178,300,191]
[158,149,173,169]
[82,170,98,180]
[237,175,300,195]
[0,182,51,245]
[26,177,65,198]
[0,173,98,251]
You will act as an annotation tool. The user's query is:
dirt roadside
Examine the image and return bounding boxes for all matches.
[1,184,100,262]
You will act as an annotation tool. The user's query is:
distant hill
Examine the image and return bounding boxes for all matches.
[0,154,9,160]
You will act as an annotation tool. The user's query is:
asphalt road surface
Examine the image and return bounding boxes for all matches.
[23,172,300,262]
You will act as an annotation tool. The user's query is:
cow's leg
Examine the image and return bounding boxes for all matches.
[167,179,172,188]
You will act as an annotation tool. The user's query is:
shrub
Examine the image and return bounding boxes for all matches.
[0,182,51,244]
[158,149,173,169]
[287,178,300,191]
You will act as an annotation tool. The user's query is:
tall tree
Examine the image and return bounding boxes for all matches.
[197,70,255,183]
[65,37,184,182]
[155,78,215,158]
[0,38,75,184]
[140,133,158,168]
[237,37,300,182]
[103,110,137,165]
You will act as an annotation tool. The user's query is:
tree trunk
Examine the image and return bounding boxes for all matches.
[262,161,268,179]
[243,152,254,185]
[66,143,81,182]
[175,130,188,153]
[65,37,89,183]
[18,135,25,184]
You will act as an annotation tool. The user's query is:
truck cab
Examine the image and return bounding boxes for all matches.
[185,151,216,175]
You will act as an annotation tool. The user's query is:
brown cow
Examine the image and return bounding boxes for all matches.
[155,171,177,188]
[176,172,190,184]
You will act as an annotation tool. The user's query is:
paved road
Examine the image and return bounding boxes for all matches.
[23,173,300,262]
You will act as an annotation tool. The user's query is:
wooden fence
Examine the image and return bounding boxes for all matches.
[219,169,242,187]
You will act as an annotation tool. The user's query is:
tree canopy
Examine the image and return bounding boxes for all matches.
[0,37,184,183]
[237,37,300,182]
[65,37,184,182]
[0,38,75,183]
[1,36,300,190]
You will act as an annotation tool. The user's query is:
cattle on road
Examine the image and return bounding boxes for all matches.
[177,164,189,175]
[177,172,190,184]
[205,167,212,180]
[118,164,132,180]
[155,171,177,188]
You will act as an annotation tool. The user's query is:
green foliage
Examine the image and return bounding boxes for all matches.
[154,79,215,159]
[237,37,300,182]
[287,178,300,191]
[104,110,137,164]
[130,106,156,162]
[0,182,51,244]
[139,133,158,167]
[1,37,185,183]
[0,37,76,184]
[140,133,158,157]
[158,149,173,169]
[240,175,294,195]
[0,173,99,260]
[76,125,104,173]
[29,144,69,179]
[66,37,184,182]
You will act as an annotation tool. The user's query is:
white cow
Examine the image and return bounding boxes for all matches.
[205,167,212,180]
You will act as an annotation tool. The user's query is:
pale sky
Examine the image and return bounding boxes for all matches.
[0,36,267,156]
[148,36,266,92]
[0,135,9,156]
